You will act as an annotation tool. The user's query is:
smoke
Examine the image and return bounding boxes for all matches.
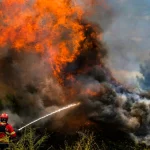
[104,0,150,86]
[0,49,69,125]
[0,109,22,127]
[0,0,150,146]
[77,0,114,31]
[138,59,150,91]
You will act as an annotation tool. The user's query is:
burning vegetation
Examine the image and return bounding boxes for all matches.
[0,0,150,148]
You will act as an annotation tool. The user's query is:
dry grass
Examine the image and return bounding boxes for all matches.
[8,128,48,150]
[4,129,150,150]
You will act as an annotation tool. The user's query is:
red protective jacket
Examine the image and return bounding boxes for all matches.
[0,122,16,144]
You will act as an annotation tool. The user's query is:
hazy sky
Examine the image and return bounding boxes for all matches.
[104,0,150,71]
[101,0,150,84]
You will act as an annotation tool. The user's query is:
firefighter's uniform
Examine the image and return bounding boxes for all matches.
[0,113,16,150]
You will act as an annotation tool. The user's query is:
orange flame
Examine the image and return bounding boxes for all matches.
[0,0,87,82]
[83,88,98,97]
[0,0,110,130]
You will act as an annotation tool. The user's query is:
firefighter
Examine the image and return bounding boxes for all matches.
[0,113,16,150]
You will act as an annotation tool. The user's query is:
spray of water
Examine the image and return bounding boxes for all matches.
[18,102,80,131]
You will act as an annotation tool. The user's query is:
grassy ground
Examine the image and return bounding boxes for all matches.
[6,128,150,150]
[9,128,48,150]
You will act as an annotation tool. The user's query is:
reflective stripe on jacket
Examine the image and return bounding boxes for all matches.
[0,122,16,144]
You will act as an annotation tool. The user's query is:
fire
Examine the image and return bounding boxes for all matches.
[83,89,98,97]
[0,0,115,132]
[0,0,87,82]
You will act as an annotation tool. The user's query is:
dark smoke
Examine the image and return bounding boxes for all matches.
[0,0,150,146]
[56,20,150,145]
[0,49,65,126]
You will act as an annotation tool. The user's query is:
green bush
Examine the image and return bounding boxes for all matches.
[9,128,48,150]
[64,131,100,150]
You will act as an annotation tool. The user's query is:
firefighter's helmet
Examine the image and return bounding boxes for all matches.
[0,113,8,123]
